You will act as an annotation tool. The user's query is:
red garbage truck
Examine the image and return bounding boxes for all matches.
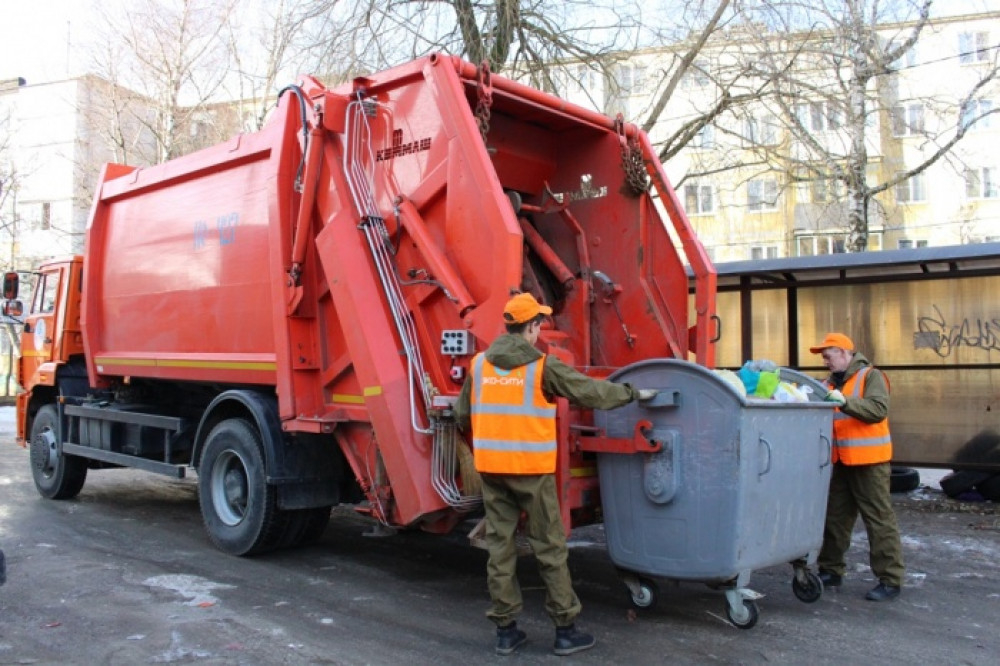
[3,55,716,565]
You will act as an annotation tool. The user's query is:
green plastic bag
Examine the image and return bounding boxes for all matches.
[753,369,780,398]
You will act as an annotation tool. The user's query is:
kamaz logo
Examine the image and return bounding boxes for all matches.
[376,129,431,161]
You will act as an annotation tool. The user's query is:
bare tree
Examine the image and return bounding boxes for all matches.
[224,0,361,131]
[91,0,237,163]
[0,104,19,270]
[318,1,645,88]
[739,0,998,251]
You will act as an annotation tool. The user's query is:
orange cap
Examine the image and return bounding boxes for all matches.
[809,332,855,354]
[503,292,553,324]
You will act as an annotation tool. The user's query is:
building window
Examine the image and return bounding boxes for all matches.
[811,179,829,203]
[797,232,883,256]
[895,172,926,203]
[960,99,993,131]
[683,59,710,88]
[810,102,825,131]
[617,63,646,95]
[750,245,779,260]
[745,114,778,146]
[693,124,715,149]
[965,167,997,199]
[795,101,841,132]
[684,182,714,215]
[897,239,929,249]
[959,31,990,64]
[891,103,925,136]
[28,202,51,231]
[810,178,845,203]
[827,104,842,130]
[748,178,778,211]
[905,45,919,68]
[575,65,598,92]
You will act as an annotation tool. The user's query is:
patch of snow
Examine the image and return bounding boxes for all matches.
[143,574,234,606]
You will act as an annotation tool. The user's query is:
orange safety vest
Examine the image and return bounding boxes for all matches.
[826,366,892,465]
[469,353,557,474]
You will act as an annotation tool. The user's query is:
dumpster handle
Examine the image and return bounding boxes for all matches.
[819,432,832,468]
[758,437,772,477]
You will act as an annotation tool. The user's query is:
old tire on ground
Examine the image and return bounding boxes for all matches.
[974,474,1000,502]
[30,405,87,500]
[198,419,284,556]
[939,470,992,498]
[889,467,920,494]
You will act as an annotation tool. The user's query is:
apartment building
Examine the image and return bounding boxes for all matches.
[555,10,998,262]
[1,10,996,270]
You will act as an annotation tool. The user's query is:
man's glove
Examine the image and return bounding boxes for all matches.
[824,389,846,406]
[637,389,659,401]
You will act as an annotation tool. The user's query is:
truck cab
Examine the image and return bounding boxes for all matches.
[3,257,85,445]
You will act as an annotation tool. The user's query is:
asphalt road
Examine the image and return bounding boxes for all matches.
[1,407,999,665]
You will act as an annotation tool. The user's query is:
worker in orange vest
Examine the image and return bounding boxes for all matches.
[455,292,655,656]
[810,332,904,601]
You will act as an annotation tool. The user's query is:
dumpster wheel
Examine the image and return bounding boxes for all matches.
[792,570,823,603]
[627,577,659,610]
[725,599,759,629]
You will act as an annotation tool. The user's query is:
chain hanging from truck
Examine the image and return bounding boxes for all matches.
[475,60,493,145]
[615,114,650,196]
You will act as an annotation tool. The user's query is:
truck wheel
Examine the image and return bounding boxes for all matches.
[30,405,87,500]
[889,467,920,493]
[276,506,332,548]
[198,419,283,556]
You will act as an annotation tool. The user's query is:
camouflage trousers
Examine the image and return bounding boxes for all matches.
[480,473,581,627]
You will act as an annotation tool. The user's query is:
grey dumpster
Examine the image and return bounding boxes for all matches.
[595,359,834,628]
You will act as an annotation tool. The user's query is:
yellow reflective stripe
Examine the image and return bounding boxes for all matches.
[96,357,157,367]
[95,356,276,371]
[331,386,383,404]
[570,466,597,478]
[331,393,365,404]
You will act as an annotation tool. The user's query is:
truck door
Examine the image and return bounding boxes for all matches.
[19,267,63,383]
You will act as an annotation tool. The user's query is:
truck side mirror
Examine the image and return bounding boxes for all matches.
[2,272,18,300]
[2,300,23,317]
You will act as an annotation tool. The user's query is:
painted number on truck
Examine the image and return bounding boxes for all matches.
[194,213,239,250]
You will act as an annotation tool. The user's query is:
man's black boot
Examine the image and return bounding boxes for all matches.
[553,624,595,656]
[495,622,527,656]
[865,582,901,601]
[818,570,842,588]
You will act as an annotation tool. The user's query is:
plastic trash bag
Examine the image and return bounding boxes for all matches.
[772,381,809,403]
[753,369,780,398]
[714,369,747,397]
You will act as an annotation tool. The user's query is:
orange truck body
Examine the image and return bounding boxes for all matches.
[11,55,716,554]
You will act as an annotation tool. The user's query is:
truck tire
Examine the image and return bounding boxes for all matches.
[939,470,992,498]
[198,419,285,556]
[974,474,1000,502]
[889,466,920,493]
[30,405,87,500]
[277,506,332,548]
